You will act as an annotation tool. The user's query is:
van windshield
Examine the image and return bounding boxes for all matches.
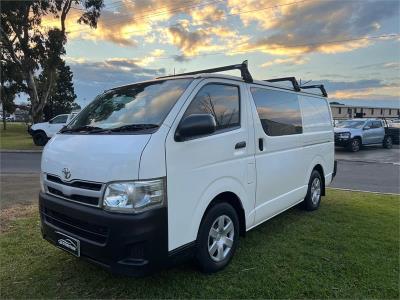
[336,120,366,129]
[62,79,192,134]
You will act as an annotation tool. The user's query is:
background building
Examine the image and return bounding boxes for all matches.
[330,104,400,120]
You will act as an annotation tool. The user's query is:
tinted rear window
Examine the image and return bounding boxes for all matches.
[250,87,302,136]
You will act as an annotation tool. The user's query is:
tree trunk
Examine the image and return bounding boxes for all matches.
[2,109,6,130]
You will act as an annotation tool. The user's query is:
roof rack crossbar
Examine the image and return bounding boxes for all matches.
[264,77,301,91]
[300,84,328,97]
[157,60,253,83]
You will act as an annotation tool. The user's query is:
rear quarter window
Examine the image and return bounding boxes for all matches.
[299,95,332,133]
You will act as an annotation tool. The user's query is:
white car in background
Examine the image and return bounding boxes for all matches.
[29,113,78,146]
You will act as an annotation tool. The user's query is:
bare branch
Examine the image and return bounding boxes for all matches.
[61,0,73,34]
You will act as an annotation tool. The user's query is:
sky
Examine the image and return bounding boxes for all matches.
[38,0,400,108]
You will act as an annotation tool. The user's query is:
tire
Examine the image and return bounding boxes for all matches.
[383,136,393,149]
[33,131,48,146]
[303,170,323,211]
[196,202,239,273]
[347,138,361,152]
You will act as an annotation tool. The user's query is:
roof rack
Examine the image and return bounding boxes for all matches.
[264,77,301,92]
[300,84,328,97]
[157,60,253,83]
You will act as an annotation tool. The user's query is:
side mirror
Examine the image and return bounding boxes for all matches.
[49,119,54,124]
[363,126,370,130]
[175,114,216,141]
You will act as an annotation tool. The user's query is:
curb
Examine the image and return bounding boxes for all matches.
[0,149,43,153]
[327,187,400,196]
[336,158,399,165]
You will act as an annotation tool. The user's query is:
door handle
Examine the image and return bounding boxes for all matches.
[259,138,264,151]
[235,141,246,149]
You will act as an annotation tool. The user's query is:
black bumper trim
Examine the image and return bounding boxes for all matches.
[333,160,337,178]
[39,192,171,276]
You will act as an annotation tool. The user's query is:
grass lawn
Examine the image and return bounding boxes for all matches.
[0,122,42,150]
[0,190,399,298]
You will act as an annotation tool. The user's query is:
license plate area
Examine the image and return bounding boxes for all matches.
[55,231,80,257]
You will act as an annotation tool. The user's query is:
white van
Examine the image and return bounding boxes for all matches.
[39,61,336,276]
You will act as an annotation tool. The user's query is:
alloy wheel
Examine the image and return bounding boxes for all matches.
[208,215,234,262]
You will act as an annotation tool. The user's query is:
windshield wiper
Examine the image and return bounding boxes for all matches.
[60,125,105,133]
[110,124,159,132]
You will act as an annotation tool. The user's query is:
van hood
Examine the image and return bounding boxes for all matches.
[31,121,49,129]
[41,133,151,183]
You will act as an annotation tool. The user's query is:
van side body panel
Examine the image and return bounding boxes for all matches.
[247,85,308,224]
[299,94,335,186]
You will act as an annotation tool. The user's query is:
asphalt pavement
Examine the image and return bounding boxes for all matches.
[330,160,399,194]
[1,145,399,194]
[1,152,41,173]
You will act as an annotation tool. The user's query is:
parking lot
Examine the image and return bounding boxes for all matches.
[331,145,400,194]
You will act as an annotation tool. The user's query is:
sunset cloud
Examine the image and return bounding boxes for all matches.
[228,0,399,56]
[261,57,308,68]
[320,80,400,103]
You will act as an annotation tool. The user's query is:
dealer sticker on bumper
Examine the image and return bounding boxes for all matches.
[55,231,80,257]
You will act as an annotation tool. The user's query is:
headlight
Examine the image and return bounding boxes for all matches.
[102,179,166,213]
[338,132,351,139]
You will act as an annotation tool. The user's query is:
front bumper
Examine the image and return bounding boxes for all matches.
[334,137,351,147]
[39,192,168,276]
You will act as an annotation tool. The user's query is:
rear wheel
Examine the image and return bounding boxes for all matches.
[196,202,239,273]
[303,170,323,211]
[33,131,48,146]
[383,136,393,149]
[348,138,361,152]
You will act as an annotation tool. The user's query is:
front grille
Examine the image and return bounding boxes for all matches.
[47,175,102,191]
[44,174,103,207]
[47,187,99,206]
[44,208,108,244]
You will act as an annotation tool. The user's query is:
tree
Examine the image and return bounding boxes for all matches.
[0,55,24,130]
[0,0,103,123]
[42,60,77,121]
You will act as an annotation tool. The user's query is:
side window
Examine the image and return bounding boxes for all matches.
[250,87,302,136]
[183,83,240,131]
[51,115,68,124]
[365,121,373,128]
[372,121,382,128]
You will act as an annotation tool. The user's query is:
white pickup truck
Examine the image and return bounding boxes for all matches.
[28,113,78,146]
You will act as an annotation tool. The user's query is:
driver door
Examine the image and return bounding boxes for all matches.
[165,79,256,251]
[362,121,374,144]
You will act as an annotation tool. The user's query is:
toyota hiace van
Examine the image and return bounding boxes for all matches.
[39,61,336,275]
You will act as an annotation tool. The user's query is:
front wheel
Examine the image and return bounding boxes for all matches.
[383,136,393,149]
[196,202,239,273]
[348,138,361,152]
[32,131,48,146]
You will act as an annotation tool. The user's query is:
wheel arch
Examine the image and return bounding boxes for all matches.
[353,135,362,143]
[32,129,48,137]
[200,191,246,237]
